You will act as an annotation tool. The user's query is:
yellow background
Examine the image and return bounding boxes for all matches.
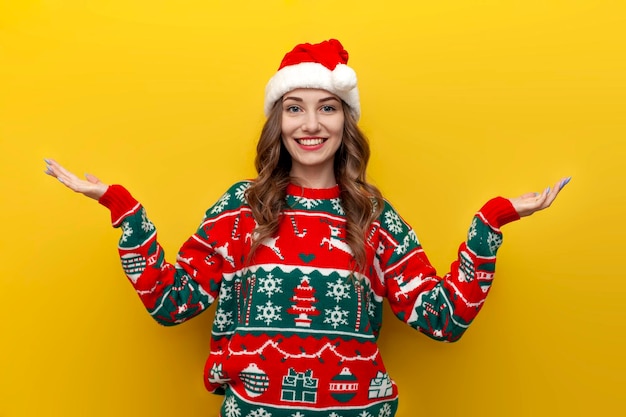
[1,1,624,416]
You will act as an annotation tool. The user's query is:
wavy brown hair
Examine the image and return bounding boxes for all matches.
[245,100,384,272]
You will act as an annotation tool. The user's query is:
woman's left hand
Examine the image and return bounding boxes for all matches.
[510,177,571,218]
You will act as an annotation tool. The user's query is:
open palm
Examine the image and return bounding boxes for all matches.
[44,158,108,200]
[509,177,571,217]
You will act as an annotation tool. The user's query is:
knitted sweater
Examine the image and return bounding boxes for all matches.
[99,181,519,417]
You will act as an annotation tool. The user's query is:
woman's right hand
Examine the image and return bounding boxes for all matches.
[44,159,108,201]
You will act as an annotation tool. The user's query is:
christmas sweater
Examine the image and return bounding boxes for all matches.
[99,181,519,417]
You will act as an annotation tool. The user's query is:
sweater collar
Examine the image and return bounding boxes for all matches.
[286,183,341,199]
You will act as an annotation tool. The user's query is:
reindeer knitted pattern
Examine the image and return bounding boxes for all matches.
[99,180,519,416]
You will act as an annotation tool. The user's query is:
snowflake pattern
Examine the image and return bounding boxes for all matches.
[120,221,133,243]
[291,413,306,417]
[329,413,343,417]
[214,307,234,331]
[358,412,373,417]
[384,211,404,234]
[211,192,231,214]
[140,208,155,232]
[256,301,282,326]
[468,218,478,241]
[395,234,411,255]
[246,408,272,417]
[223,396,241,417]
[294,196,322,210]
[486,231,502,254]
[257,273,283,298]
[326,277,352,303]
[330,198,345,215]
[378,403,392,417]
[234,183,250,202]
[324,305,349,329]
[219,285,232,302]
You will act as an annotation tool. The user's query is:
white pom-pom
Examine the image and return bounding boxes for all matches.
[331,64,357,92]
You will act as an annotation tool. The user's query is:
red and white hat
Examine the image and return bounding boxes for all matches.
[264,39,360,120]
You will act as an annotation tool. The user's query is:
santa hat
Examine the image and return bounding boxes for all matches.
[264,39,361,120]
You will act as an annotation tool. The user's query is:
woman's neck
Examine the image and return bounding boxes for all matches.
[289,168,337,189]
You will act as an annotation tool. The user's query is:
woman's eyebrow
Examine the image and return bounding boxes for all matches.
[318,96,340,103]
[282,96,340,103]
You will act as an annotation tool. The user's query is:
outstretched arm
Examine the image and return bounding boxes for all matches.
[380,177,570,341]
[43,159,231,325]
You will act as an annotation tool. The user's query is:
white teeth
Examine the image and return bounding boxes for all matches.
[297,138,325,146]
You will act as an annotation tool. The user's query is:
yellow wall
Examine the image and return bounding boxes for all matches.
[1,1,624,416]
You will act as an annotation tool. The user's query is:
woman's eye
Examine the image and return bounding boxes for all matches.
[321,105,336,112]
[285,105,301,113]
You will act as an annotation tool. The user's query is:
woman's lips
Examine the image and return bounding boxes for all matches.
[296,137,326,146]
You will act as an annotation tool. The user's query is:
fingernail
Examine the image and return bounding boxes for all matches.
[546,186,551,194]
[44,158,50,164]
[559,176,572,190]
[57,177,64,184]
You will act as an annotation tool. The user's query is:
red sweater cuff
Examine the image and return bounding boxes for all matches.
[98,184,140,227]
[479,197,520,229]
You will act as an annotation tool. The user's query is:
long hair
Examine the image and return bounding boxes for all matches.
[245,100,384,272]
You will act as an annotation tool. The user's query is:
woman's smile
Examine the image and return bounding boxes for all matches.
[295,136,327,147]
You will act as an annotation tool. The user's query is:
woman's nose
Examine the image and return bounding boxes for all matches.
[302,113,320,132]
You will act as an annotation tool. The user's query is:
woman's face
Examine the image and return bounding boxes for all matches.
[280,88,344,185]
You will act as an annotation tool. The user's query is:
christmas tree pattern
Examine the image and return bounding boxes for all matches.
[287,276,320,327]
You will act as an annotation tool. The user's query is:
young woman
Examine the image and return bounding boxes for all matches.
[45,39,569,417]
